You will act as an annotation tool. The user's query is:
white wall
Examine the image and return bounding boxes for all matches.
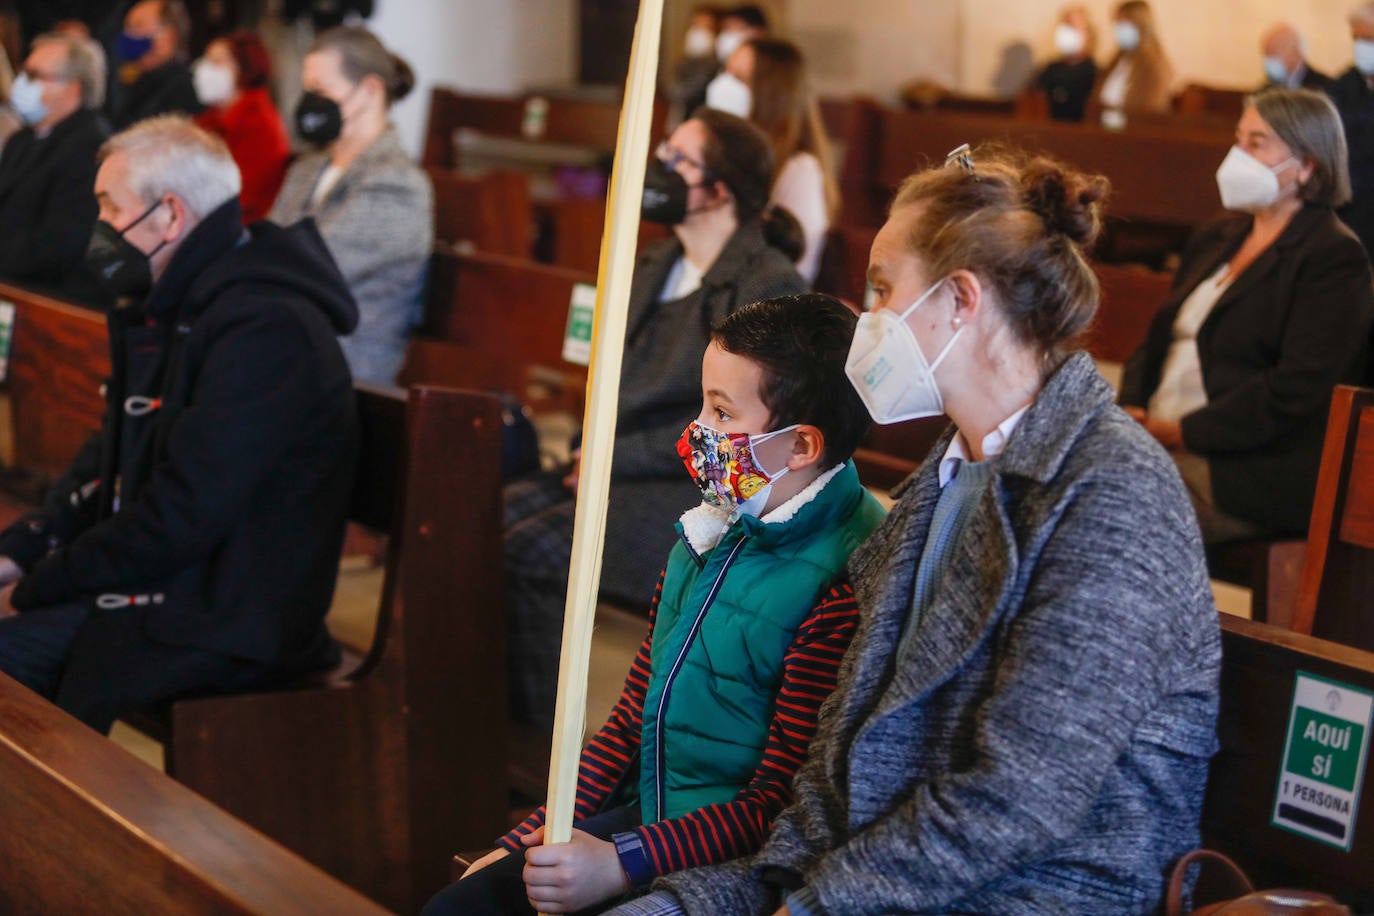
[370,0,578,157]
[787,0,961,102]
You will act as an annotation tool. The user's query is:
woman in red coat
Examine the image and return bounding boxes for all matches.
[193,31,290,223]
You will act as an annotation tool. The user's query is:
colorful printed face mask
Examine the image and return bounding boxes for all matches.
[677,420,797,517]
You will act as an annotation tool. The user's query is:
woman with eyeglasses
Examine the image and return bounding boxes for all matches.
[502,109,806,741]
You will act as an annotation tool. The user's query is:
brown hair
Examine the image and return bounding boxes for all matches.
[1106,0,1174,113]
[693,107,803,258]
[311,26,415,106]
[745,38,839,220]
[890,148,1110,357]
[1247,87,1352,208]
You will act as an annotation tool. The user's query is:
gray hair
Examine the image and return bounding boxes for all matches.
[1247,88,1352,208]
[32,31,107,108]
[99,115,242,218]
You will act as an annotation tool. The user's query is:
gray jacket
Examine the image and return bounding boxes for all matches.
[269,127,433,384]
[659,352,1221,915]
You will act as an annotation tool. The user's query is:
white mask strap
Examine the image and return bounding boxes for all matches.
[896,278,945,321]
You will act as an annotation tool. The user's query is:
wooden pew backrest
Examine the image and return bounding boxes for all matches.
[166,384,508,913]
[0,670,388,915]
[422,87,666,170]
[1204,615,1374,909]
[852,108,1230,235]
[1091,263,1172,365]
[1,282,108,478]
[422,249,593,413]
[1295,385,1374,651]
[426,166,532,258]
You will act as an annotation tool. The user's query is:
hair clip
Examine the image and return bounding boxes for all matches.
[945,143,975,176]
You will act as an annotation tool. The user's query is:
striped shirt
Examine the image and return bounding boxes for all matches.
[498,572,861,881]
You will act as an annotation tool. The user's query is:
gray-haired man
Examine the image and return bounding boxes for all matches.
[0,116,361,733]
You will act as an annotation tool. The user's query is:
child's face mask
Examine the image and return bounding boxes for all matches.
[677,421,798,517]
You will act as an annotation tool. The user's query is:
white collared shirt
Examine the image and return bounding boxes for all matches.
[938,405,1030,487]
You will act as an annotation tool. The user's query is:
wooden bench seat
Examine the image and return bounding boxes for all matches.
[0,670,389,915]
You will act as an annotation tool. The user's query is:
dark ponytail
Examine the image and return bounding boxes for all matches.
[693,107,773,220]
[761,203,804,263]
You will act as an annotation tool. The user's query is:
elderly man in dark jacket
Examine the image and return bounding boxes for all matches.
[0,30,110,305]
[0,115,359,733]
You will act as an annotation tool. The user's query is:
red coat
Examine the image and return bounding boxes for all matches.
[195,88,290,223]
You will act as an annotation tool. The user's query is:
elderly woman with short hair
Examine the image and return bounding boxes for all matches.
[1121,87,1374,542]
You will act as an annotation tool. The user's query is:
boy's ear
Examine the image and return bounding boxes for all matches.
[784,424,825,471]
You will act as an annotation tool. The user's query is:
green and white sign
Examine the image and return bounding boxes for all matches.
[0,301,14,383]
[1272,671,1373,850]
[562,283,596,367]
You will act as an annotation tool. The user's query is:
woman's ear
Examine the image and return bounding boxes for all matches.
[784,424,826,471]
[946,269,985,326]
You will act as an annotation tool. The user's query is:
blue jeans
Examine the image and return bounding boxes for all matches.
[0,600,270,733]
[422,806,643,916]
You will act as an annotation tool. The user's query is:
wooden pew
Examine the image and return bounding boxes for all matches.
[819,96,883,229]
[1295,385,1374,651]
[422,88,670,273]
[0,281,108,479]
[0,670,388,915]
[1090,261,1172,364]
[133,385,508,914]
[426,166,533,258]
[422,248,595,414]
[845,107,1231,248]
[1203,615,1374,910]
[422,87,666,170]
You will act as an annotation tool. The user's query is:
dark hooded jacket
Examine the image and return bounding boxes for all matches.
[0,199,360,669]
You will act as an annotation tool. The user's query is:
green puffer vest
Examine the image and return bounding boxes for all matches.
[631,460,886,822]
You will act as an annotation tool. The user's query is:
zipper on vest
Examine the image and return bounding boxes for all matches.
[653,534,749,818]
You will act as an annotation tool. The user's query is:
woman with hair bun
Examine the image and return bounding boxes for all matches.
[269,25,433,385]
[618,148,1221,916]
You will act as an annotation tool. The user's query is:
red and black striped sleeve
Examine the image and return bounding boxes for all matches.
[627,581,860,876]
[496,570,663,851]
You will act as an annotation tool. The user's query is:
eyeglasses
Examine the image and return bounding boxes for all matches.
[945,142,975,175]
[656,141,706,173]
[22,68,66,83]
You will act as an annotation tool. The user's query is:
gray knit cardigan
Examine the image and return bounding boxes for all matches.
[657,351,1221,915]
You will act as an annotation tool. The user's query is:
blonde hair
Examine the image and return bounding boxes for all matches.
[744,39,840,220]
[1108,0,1174,112]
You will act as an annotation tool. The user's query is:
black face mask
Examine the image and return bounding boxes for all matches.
[642,158,718,226]
[295,90,343,146]
[84,199,171,301]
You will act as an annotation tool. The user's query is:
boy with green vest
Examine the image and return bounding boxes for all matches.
[424,294,886,916]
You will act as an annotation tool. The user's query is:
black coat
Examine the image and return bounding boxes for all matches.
[0,107,109,305]
[1326,68,1374,256]
[0,200,361,668]
[109,61,202,129]
[1120,205,1374,536]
